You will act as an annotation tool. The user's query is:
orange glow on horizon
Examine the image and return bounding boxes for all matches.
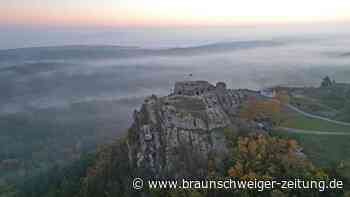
[1,0,350,27]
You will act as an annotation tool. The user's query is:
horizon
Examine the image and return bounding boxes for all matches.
[2,0,350,49]
[1,22,350,50]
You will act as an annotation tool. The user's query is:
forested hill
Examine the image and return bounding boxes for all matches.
[0,40,282,62]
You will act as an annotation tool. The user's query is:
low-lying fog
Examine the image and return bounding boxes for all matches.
[2,25,350,184]
[1,37,350,107]
[1,33,350,135]
[1,30,350,184]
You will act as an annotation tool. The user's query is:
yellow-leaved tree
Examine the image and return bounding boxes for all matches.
[227,133,329,196]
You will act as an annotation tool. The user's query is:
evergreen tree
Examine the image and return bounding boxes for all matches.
[321,76,333,87]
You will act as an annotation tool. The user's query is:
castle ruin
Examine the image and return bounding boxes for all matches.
[174,81,227,96]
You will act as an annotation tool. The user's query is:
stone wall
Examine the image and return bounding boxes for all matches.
[174,81,229,96]
[174,81,215,96]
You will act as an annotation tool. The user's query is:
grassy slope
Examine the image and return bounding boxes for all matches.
[291,85,350,121]
[273,92,350,167]
[276,109,350,167]
[272,130,350,168]
[281,112,350,132]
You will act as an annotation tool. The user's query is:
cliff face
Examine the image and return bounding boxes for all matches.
[127,81,255,178]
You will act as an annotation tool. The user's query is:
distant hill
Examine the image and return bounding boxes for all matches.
[341,52,350,57]
[0,40,283,62]
[158,40,282,56]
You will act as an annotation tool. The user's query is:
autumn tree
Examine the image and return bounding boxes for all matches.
[227,133,328,196]
[239,97,287,126]
[273,90,290,105]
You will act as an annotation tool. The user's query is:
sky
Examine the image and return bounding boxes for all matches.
[1,0,350,27]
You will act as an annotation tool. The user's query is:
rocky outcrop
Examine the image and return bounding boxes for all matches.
[127,81,255,178]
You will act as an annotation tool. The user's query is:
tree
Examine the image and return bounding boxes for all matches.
[226,133,328,196]
[336,159,350,189]
[274,90,290,105]
[321,76,333,87]
[0,185,18,197]
[239,98,287,126]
